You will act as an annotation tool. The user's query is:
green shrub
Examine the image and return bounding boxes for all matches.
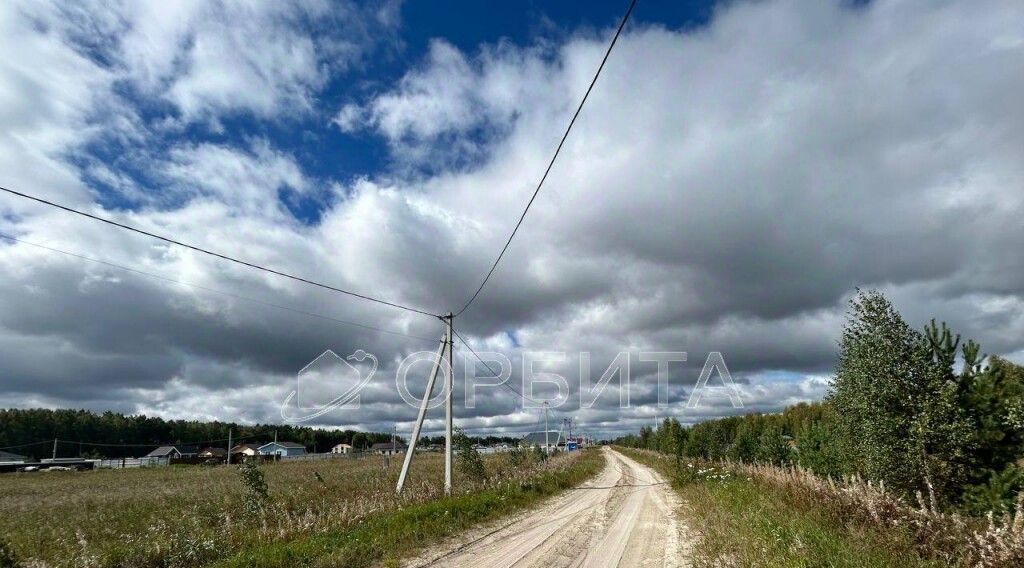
[962,466,1024,516]
[238,459,269,516]
[454,428,486,481]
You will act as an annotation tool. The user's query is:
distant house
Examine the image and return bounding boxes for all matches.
[198,447,227,459]
[230,443,261,457]
[0,450,27,464]
[331,443,353,455]
[145,446,182,459]
[520,431,563,450]
[370,442,406,456]
[258,441,307,457]
[177,445,200,458]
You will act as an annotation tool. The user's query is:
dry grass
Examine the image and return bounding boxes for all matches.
[733,461,1024,567]
[0,449,599,567]
[619,447,1024,568]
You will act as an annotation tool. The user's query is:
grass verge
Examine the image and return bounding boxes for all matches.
[616,447,941,568]
[212,448,604,568]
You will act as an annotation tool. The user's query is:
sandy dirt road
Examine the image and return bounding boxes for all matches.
[407,447,691,568]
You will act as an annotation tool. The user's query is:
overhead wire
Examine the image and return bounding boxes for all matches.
[0,233,437,342]
[455,0,639,317]
[451,328,546,406]
[0,186,441,318]
[1,0,643,422]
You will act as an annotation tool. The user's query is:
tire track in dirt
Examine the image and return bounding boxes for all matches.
[406,447,692,568]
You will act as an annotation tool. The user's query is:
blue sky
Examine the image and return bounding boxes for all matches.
[82,1,719,220]
[1,0,1023,438]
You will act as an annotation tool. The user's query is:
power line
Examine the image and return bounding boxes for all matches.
[0,233,437,342]
[452,328,545,405]
[0,186,440,318]
[455,0,639,317]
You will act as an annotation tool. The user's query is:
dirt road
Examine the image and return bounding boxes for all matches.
[408,447,691,568]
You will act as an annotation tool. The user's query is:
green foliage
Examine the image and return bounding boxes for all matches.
[963,356,1024,484]
[793,416,846,479]
[686,416,741,460]
[617,291,1024,513]
[454,428,486,481]
[754,424,789,465]
[961,465,1024,516]
[726,416,762,463]
[830,291,973,503]
[238,459,269,516]
[532,444,546,462]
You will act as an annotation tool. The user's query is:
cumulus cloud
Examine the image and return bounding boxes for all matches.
[334,38,553,167]
[0,2,117,204]
[160,141,311,214]
[2,0,1024,439]
[19,0,401,125]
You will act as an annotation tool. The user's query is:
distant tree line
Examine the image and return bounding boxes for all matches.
[0,408,394,459]
[617,290,1024,514]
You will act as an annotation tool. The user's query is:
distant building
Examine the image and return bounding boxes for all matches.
[331,443,353,455]
[230,443,261,457]
[0,450,27,464]
[520,431,564,450]
[258,441,307,457]
[198,447,227,459]
[370,441,406,456]
[145,446,182,459]
[177,445,200,458]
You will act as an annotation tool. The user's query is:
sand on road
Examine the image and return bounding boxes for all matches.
[407,447,692,568]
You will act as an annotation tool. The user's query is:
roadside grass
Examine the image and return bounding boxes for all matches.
[616,447,942,568]
[0,449,603,568]
[214,448,604,568]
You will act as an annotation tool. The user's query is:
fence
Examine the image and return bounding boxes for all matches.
[280,451,356,462]
[95,457,169,469]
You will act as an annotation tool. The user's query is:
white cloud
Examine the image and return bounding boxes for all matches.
[161,140,311,215]
[0,2,117,205]
[3,0,1024,434]
[26,0,400,125]
[336,38,553,165]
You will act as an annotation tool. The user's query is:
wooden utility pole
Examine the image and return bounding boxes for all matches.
[52,438,57,460]
[226,428,232,465]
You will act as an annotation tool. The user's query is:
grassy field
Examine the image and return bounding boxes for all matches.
[616,447,943,568]
[0,449,604,568]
